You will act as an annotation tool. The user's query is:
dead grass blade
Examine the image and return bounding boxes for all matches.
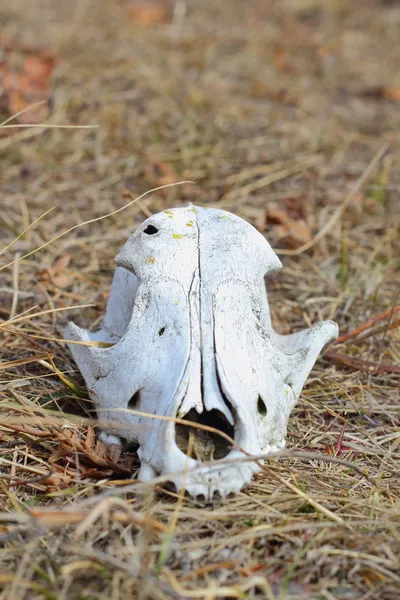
[0,181,193,271]
[277,144,389,256]
[0,208,54,256]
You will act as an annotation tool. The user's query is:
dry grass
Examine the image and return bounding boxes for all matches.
[0,0,400,598]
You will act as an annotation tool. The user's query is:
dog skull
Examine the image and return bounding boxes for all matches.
[64,206,338,499]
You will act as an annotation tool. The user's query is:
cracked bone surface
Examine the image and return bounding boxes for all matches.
[64,206,338,500]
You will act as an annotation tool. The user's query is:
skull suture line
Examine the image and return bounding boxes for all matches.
[65,206,338,499]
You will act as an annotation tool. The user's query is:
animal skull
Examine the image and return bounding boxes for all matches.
[64,206,338,499]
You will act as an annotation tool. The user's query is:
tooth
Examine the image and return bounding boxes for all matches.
[186,484,207,498]
[262,443,271,455]
[137,462,157,482]
[206,487,216,502]
[269,441,285,454]
[98,431,122,447]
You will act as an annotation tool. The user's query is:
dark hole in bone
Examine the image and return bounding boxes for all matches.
[162,481,177,494]
[128,389,141,410]
[125,441,140,453]
[143,224,158,235]
[175,409,234,461]
[257,395,267,417]
[158,326,166,336]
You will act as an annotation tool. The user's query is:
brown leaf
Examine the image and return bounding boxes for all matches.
[94,440,107,461]
[127,0,171,26]
[119,453,135,472]
[107,443,122,463]
[272,46,294,75]
[84,426,96,451]
[0,36,56,56]
[144,159,178,186]
[38,254,71,289]
[277,218,312,249]
[23,55,55,84]
[59,432,131,475]
[0,45,55,124]
[7,89,26,115]
[7,88,51,124]
[282,195,307,220]
[266,207,289,226]
[80,467,114,479]
[49,254,71,274]
[251,80,288,102]
[383,86,400,102]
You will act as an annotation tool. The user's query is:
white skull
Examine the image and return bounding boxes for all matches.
[64,206,338,500]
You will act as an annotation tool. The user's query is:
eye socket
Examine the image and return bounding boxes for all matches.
[257,395,267,417]
[128,389,141,410]
[143,224,159,235]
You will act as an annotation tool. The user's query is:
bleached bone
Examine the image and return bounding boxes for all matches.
[65,206,338,500]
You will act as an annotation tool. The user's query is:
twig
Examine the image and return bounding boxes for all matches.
[325,351,400,375]
[7,466,56,488]
[1,423,52,438]
[343,320,400,345]
[336,306,400,344]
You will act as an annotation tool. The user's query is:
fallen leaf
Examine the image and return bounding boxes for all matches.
[144,158,178,186]
[0,41,56,124]
[276,218,312,249]
[7,89,27,114]
[266,207,289,225]
[265,200,311,249]
[84,426,96,451]
[9,91,51,123]
[58,433,131,475]
[94,440,107,461]
[282,194,307,219]
[383,86,400,102]
[272,45,295,75]
[38,254,71,289]
[80,467,114,479]
[127,0,171,25]
[251,80,289,102]
[107,443,122,463]
[23,55,55,85]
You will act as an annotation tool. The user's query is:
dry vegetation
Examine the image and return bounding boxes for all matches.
[0,0,399,598]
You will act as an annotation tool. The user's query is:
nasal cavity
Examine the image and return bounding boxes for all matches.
[257,395,267,417]
[128,389,141,410]
[175,409,234,461]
